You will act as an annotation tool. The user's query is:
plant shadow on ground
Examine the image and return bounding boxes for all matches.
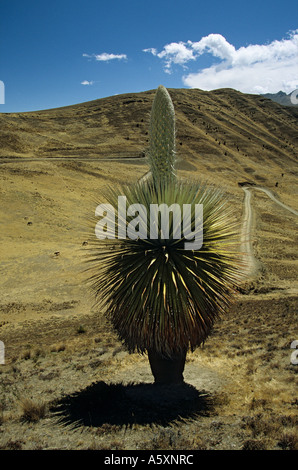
[51,381,213,428]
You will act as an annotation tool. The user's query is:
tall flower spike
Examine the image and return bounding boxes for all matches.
[148,85,176,184]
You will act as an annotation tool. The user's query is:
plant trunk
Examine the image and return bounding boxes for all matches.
[147,349,187,384]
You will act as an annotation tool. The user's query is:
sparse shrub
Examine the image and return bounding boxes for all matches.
[21,349,31,360]
[1,439,24,450]
[39,371,60,381]
[95,423,120,436]
[143,429,207,450]
[0,403,4,426]
[20,398,47,423]
[278,432,298,450]
[93,442,118,450]
[243,414,281,440]
[50,343,66,353]
[77,324,86,334]
[249,397,268,411]
[278,414,298,427]
[246,359,258,375]
[33,347,46,358]
[146,429,177,450]
[242,439,268,450]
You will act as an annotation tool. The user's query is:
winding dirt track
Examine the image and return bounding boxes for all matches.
[241,185,298,278]
[0,155,145,164]
[241,187,259,277]
[252,187,298,216]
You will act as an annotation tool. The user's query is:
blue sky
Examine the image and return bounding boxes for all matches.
[0,0,297,112]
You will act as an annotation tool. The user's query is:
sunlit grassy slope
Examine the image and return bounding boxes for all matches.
[0,88,297,450]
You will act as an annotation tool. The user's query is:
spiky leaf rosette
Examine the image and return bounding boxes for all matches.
[85,178,243,358]
[148,85,176,184]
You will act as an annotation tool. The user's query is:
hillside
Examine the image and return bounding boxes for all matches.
[0,88,297,451]
[1,88,298,190]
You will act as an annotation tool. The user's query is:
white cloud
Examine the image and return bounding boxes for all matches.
[144,42,195,73]
[184,55,298,94]
[144,31,298,93]
[81,80,94,85]
[83,52,127,62]
[143,48,158,56]
[190,34,235,61]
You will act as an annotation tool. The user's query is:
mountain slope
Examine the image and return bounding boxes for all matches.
[261,90,297,107]
[1,88,297,167]
[0,88,297,450]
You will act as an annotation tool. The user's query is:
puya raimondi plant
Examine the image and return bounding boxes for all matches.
[85,85,244,384]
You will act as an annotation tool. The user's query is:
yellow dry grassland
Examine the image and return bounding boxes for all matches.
[0,88,297,450]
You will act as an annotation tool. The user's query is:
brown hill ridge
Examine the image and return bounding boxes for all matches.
[1,88,297,183]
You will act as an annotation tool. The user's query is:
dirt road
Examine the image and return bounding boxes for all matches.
[241,185,298,278]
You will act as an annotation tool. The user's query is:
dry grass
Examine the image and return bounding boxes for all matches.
[0,88,297,450]
[0,294,296,450]
[20,398,48,423]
